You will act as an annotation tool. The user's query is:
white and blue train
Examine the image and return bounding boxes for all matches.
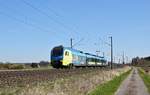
[51,45,108,68]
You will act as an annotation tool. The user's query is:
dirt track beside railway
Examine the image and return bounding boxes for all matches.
[115,67,149,95]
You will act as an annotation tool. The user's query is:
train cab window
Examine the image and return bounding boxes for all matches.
[52,46,63,56]
[65,51,69,56]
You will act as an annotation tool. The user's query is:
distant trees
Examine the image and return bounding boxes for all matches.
[131,56,150,66]
[0,61,50,69]
[31,61,50,68]
[144,56,150,61]
[31,63,40,68]
[132,57,140,65]
[39,61,50,67]
[0,63,25,69]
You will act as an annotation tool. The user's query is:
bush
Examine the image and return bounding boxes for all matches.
[9,64,25,69]
[0,63,25,69]
[31,63,40,68]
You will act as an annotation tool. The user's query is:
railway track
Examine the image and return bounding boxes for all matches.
[0,68,108,87]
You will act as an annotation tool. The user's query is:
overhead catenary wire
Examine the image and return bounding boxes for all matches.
[94,37,108,53]
[46,6,64,18]
[21,0,79,35]
[0,4,48,32]
[0,1,73,38]
[99,37,111,46]
[0,10,67,39]
[1,0,88,49]
[72,38,84,48]
[0,11,45,32]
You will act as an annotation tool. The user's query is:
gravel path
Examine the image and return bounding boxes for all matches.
[115,67,149,95]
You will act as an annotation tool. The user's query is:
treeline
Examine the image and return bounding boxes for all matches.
[0,63,25,69]
[132,56,150,67]
[0,61,50,70]
[27,61,50,68]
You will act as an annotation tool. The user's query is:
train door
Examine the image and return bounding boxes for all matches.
[63,49,73,66]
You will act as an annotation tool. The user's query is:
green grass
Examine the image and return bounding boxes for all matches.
[139,68,150,93]
[89,69,132,95]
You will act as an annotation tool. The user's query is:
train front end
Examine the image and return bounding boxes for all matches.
[51,46,64,68]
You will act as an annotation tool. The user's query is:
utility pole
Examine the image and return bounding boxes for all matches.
[114,56,115,64]
[99,36,113,69]
[118,58,120,64]
[126,56,128,64]
[110,36,113,69]
[122,51,125,64]
[103,52,105,57]
[71,38,73,48]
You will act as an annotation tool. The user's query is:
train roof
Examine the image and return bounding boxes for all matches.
[65,47,83,53]
[64,47,86,56]
[54,45,106,59]
[85,53,105,59]
[64,47,105,58]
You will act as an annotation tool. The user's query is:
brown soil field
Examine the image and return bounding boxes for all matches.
[0,68,109,87]
[0,66,131,95]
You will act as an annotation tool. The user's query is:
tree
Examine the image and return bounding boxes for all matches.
[131,57,140,65]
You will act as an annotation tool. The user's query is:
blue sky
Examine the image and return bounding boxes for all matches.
[0,0,150,63]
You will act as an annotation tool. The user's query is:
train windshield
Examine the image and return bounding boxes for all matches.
[51,46,63,57]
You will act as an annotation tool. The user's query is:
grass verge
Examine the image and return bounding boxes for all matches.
[88,69,132,95]
[139,68,150,93]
